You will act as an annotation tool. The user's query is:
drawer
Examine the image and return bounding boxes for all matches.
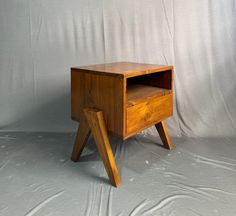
[126,94,173,137]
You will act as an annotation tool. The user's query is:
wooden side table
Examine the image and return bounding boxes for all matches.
[71,62,174,187]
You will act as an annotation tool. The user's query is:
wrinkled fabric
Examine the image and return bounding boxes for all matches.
[0,1,236,136]
[0,132,236,215]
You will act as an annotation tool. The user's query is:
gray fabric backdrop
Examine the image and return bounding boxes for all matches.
[0,0,236,137]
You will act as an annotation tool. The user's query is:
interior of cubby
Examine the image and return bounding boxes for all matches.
[126,70,172,107]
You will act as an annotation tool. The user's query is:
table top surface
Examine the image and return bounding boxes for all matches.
[72,62,173,78]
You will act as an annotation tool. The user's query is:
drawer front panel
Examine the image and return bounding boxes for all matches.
[126,94,173,137]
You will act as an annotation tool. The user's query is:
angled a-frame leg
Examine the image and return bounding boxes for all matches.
[155,121,173,150]
[71,114,91,162]
[71,108,121,187]
[83,108,121,187]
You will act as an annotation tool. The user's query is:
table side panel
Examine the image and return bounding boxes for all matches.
[71,69,125,137]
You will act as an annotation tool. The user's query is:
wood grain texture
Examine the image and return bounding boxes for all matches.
[71,63,174,139]
[126,84,171,107]
[71,69,125,137]
[84,108,121,187]
[126,94,173,138]
[71,62,174,187]
[155,121,173,150]
[71,115,91,162]
[72,62,173,78]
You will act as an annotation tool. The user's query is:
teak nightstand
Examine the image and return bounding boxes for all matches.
[71,62,174,187]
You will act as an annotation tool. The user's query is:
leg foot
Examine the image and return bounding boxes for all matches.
[84,108,121,187]
[71,115,91,162]
[155,121,173,150]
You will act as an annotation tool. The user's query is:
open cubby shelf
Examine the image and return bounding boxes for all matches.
[126,84,171,107]
[126,70,172,107]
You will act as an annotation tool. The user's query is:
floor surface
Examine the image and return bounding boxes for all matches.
[0,132,236,216]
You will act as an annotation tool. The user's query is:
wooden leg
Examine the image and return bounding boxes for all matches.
[155,121,173,150]
[84,108,121,187]
[71,115,91,162]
